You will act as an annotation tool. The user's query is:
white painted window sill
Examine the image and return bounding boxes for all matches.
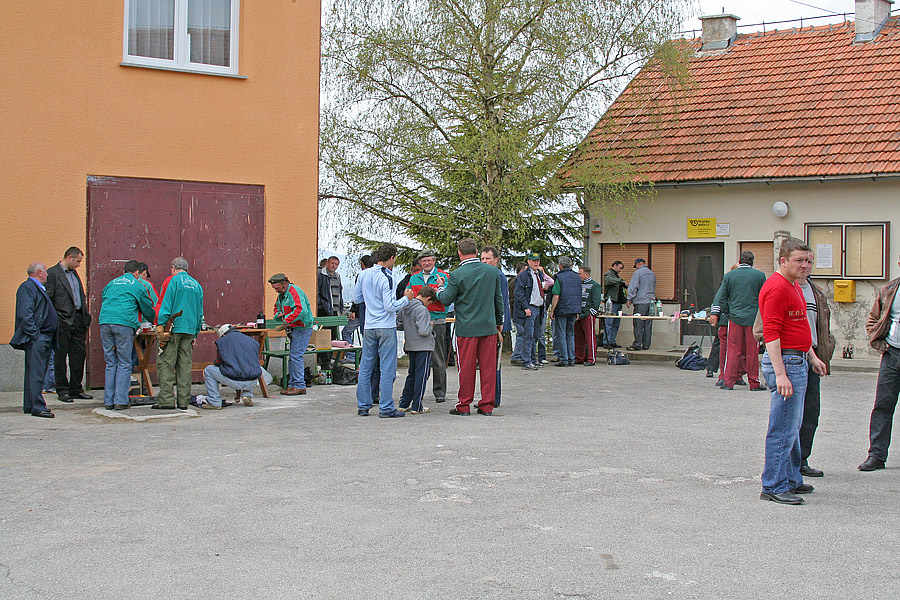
[120,61,247,79]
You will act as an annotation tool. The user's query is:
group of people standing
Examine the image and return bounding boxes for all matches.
[509,255,658,370]
[11,252,205,416]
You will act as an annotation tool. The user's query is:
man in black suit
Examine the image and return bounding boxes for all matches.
[10,262,58,417]
[45,246,93,402]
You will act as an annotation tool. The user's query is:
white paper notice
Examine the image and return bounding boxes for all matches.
[716,223,730,236]
[816,244,833,269]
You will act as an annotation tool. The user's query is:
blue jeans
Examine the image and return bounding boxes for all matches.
[760,352,808,494]
[203,365,270,407]
[356,327,399,414]
[556,314,577,364]
[288,327,314,389]
[535,306,548,362]
[517,310,538,366]
[605,303,622,345]
[511,319,524,360]
[100,323,135,407]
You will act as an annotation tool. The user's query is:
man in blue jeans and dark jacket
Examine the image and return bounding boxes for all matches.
[202,324,273,409]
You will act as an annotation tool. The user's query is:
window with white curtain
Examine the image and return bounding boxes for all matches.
[124,0,239,75]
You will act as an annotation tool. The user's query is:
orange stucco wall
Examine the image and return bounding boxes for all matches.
[1,1,321,340]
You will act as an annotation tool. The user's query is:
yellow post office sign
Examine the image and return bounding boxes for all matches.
[687,218,717,238]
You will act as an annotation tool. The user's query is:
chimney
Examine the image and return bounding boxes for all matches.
[699,14,740,51]
[856,0,893,42]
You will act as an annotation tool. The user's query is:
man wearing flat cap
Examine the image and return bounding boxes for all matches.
[626,258,656,351]
[406,249,451,403]
[269,273,314,395]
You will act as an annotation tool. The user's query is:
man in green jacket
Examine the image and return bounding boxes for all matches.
[98,260,156,409]
[602,261,627,348]
[437,238,504,416]
[574,266,603,365]
[154,257,204,410]
[270,272,314,395]
[709,251,767,391]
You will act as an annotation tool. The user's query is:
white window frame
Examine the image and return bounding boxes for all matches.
[122,0,240,76]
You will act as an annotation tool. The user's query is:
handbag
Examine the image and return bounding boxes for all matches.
[606,349,630,365]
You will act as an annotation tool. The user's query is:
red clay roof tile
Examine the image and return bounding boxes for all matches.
[561,18,900,183]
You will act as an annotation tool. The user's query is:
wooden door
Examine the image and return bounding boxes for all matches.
[679,242,724,341]
[86,176,264,387]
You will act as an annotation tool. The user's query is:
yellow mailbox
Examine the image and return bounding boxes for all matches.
[834,280,856,303]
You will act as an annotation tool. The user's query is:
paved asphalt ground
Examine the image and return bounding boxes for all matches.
[1,361,897,599]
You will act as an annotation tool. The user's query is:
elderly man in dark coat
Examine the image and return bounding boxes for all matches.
[10,262,59,418]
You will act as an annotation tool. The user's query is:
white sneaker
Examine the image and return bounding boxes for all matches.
[410,407,430,414]
[397,406,411,412]
[540,359,549,364]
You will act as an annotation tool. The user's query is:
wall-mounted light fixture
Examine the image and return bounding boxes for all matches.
[772,201,789,218]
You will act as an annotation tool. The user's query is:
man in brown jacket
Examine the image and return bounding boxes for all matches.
[859,253,900,471]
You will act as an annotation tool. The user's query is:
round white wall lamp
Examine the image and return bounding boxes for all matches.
[772,201,789,218]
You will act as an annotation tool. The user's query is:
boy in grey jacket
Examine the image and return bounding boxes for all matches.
[397,286,437,413]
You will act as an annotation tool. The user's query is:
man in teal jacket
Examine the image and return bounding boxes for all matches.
[437,238,504,416]
[98,260,156,409]
[154,257,204,410]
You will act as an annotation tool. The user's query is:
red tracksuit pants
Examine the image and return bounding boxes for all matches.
[455,335,498,413]
[574,316,596,364]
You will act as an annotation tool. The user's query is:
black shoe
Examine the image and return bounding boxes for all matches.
[31,410,55,418]
[584,361,595,366]
[522,364,539,371]
[800,465,824,477]
[791,484,814,494]
[720,385,734,391]
[612,344,622,348]
[70,392,93,400]
[449,408,470,416]
[734,379,747,386]
[750,386,767,391]
[151,404,176,410]
[510,360,523,366]
[706,371,715,378]
[434,397,446,403]
[378,410,405,418]
[476,408,493,416]
[715,380,724,387]
[58,394,74,403]
[858,457,886,471]
[113,404,130,410]
[553,362,569,367]
[760,491,804,505]
[177,406,188,411]
[358,409,370,417]
[627,346,642,351]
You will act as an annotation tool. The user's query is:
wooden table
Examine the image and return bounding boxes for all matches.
[133,328,273,398]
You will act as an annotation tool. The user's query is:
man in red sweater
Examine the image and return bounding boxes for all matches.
[758,238,826,505]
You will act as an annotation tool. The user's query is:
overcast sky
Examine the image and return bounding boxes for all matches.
[684,0,856,35]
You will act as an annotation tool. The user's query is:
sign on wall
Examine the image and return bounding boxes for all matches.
[687,218,717,238]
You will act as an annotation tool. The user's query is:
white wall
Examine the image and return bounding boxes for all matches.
[589,178,899,355]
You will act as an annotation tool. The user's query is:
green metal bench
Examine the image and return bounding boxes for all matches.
[261,316,359,387]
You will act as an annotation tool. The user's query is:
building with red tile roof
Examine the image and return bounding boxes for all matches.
[563,1,898,353]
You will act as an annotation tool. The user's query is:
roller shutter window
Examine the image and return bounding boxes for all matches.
[739,242,775,277]
[650,243,676,301]
[600,243,648,285]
